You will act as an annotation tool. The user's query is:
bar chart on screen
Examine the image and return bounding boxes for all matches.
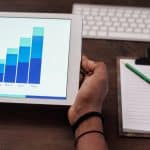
[0,17,71,100]
[0,27,44,84]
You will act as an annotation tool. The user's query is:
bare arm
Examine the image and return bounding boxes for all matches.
[68,56,108,150]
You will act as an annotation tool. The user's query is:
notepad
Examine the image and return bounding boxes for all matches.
[118,59,150,137]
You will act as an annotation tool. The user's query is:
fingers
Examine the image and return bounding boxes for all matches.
[81,55,96,73]
[80,56,108,92]
[81,55,107,79]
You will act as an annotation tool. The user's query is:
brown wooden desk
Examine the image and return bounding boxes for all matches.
[0,0,150,149]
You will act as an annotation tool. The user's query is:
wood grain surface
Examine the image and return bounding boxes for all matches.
[0,0,150,150]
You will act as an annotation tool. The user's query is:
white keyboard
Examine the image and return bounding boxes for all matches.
[72,4,150,42]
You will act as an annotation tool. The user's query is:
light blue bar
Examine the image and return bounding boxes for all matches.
[0,94,25,98]
[0,59,5,64]
[7,48,18,54]
[20,38,31,47]
[33,27,44,36]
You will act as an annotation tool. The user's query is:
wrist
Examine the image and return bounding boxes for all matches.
[68,104,103,126]
[75,117,103,138]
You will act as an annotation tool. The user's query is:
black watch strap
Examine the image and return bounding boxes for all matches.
[71,111,104,133]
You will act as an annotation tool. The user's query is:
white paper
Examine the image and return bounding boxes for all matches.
[120,59,150,133]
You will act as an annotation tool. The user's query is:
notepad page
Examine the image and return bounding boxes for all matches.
[120,59,150,133]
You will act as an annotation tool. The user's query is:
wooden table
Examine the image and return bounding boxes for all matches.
[0,0,150,149]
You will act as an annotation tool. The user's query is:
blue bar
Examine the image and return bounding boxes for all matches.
[5,54,17,66]
[4,54,17,82]
[31,36,44,58]
[18,47,30,62]
[26,95,66,100]
[29,58,42,83]
[0,64,4,73]
[0,64,4,82]
[16,63,29,83]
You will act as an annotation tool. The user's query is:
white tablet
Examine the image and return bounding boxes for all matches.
[0,12,82,105]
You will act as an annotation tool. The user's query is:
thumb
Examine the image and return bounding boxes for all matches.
[81,55,96,73]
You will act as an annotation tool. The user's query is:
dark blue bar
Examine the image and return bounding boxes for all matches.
[29,58,42,84]
[16,63,29,83]
[26,95,66,100]
[0,73,3,81]
[4,66,16,82]
[31,36,43,58]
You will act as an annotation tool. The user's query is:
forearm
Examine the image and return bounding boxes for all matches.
[75,117,108,150]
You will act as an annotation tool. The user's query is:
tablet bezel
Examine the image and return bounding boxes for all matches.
[0,12,82,105]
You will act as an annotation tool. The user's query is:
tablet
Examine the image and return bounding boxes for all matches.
[0,12,82,105]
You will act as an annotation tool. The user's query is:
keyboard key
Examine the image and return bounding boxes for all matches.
[132,13,139,18]
[138,23,145,28]
[120,18,126,22]
[105,21,112,26]
[117,27,124,32]
[103,16,110,21]
[84,25,90,30]
[130,23,137,28]
[100,26,107,31]
[122,23,128,27]
[143,29,150,34]
[136,19,143,23]
[96,21,103,25]
[88,20,95,25]
[134,28,141,33]
[109,27,116,32]
[124,13,131,18]
[87,16,93,20]
[126,28,133,33]
[83,30,88,36]
[89,30,97,36]
[113,22,120,27]
[92,26,99,30]
[83,11,89,15]
[97,31,107,36]
[94,16,101,20]
[128,18,135,23]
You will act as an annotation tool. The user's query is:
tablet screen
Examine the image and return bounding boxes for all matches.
[0,17,71,100]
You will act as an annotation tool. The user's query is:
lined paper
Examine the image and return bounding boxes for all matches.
[120,59,150,132]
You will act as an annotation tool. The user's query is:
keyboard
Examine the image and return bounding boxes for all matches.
[72,4,150,42]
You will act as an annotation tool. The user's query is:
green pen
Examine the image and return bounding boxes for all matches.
[125,63,150,84]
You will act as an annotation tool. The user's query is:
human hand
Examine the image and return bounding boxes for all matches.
[68,56,108,125]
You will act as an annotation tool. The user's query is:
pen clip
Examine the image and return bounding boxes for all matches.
[135,48,150,65]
